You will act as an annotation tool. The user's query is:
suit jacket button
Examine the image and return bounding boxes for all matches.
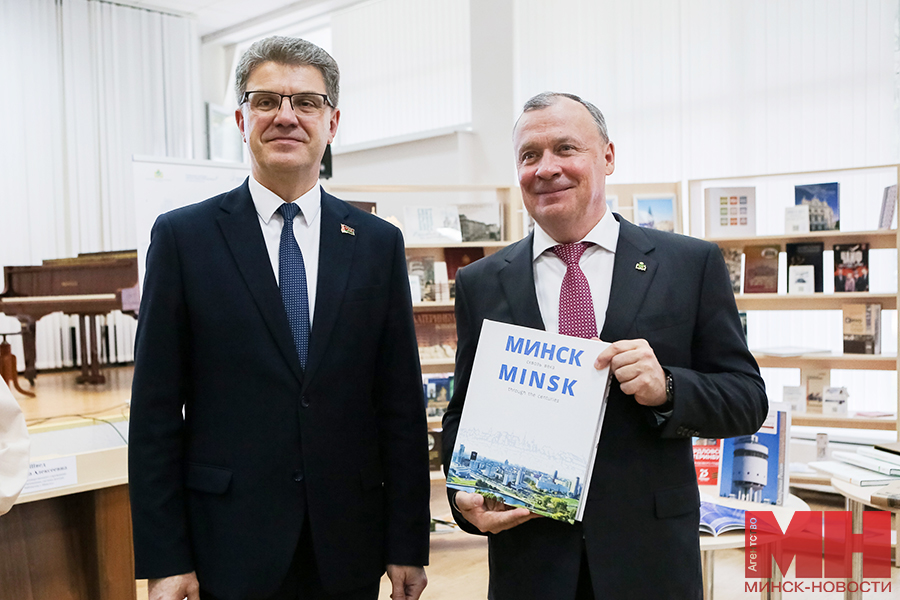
[293,470,304,482]
[300,395,309,408]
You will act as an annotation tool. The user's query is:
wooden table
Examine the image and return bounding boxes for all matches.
[0,422,133,600]
[829,478,899,600]
[699,486,810,600]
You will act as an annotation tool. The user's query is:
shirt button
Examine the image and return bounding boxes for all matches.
[293,470,304,482]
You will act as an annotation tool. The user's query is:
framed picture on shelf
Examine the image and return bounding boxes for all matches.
[704,187,755,238]
[457,203,503,242]
[634,194,678,233]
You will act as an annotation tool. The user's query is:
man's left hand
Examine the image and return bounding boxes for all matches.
[594,339,667,407]
[386,564,427,600]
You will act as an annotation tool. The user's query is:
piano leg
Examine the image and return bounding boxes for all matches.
[16,316,37,385]
[76,314,106,385]
[0,336,35,397]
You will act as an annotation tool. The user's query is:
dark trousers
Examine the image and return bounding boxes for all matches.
[201,523,380,600]
[574,542,595,600]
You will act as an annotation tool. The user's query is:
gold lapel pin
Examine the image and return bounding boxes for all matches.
[635,261,647,272]
[341,224,355,236]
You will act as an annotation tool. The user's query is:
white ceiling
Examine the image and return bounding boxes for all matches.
[114,0,360,43]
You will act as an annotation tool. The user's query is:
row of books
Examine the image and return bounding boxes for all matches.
[808,443,900,488]
[407,248,485,302]
[724,242,871,295]
[705,183,897,238]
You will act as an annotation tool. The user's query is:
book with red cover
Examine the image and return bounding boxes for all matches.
[693,438,722,485]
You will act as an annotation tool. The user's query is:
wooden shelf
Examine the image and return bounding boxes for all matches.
[791,413,897,431]
[735,292,896,311]
[710,229,898,250]
[413,301,455,311]
[753,353,897,370]
[421,358,455,373]
[406,241,508,249]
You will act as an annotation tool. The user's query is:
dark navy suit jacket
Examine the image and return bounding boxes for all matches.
[442,215,767,600]
[129,180,430,600]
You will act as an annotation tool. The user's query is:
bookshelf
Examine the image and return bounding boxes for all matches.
[687,164,900,434]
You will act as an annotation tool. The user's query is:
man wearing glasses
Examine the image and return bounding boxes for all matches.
[129,37,430,600]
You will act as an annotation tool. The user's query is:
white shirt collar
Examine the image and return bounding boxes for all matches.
[249,175,322,226]
[532,207,620,261]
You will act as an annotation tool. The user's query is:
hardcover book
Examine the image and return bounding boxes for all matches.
[832,450,900,476]
[705,187,756,238]
[407,255,436,301]
[458,203,503,242]
[842,303,881,354]
[719,403,790,506]
[742,245,779,293]
[833,243,869,292]
[444,247,485,281]
[403,206,462,244]
[809,460,900,487]
[693,438,722,486]
[785,242,823,293]
[801,367,829,414]
[719,247,742,294]
[878,185,897,230]
[795,182,840,231]
[446,320,612,523]
[414,309,456,361]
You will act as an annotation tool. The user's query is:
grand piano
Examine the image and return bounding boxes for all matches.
[0,250,140,386]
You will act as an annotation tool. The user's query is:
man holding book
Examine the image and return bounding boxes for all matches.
[442,92,768,599]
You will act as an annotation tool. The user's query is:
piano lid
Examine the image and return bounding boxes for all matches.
[1,250,138,298]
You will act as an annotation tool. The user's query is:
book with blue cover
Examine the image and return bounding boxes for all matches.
[446,320,611,524]
[718,403,790,506]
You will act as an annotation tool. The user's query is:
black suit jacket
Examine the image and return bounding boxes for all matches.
[442,216,767,600]
[129,181,430,600]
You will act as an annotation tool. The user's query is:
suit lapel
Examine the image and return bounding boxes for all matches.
[216,180,305,384]
[499,233,545,331]
[302,191,354,391]
[600,216,658,342]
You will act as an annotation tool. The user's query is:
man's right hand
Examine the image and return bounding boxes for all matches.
[453,491,541,534]
[148,571,200,600]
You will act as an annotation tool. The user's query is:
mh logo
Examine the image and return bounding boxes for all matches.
[745,511,891,578]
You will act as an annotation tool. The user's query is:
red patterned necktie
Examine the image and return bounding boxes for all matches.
[552,242,597,339]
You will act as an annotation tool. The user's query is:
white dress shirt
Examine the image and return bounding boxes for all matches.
[0,380,29,515]
[249,176,321,327]
[532,208,620,337]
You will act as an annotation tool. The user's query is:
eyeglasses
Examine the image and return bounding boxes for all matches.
[240,91,333,116]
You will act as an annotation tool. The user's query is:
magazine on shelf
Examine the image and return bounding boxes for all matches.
[446,320,612,524]
[403,206,462,244]
[842,303,881,354]
[719,403,790,506]
[699,500,747,536]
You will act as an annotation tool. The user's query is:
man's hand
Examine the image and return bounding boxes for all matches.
[594,339,667,407]
[148,572,200,600]
[386,565,427,600]
[453,491,541,534]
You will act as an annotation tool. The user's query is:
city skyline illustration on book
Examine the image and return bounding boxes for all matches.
[446,320,612,524]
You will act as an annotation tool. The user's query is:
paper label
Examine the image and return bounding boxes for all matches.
[22,456,78,495]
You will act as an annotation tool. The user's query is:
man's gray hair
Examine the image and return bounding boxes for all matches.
[521,92,609,143]
[234,36,340,108]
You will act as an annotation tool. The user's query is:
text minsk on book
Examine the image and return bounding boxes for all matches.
[446,320,612,524]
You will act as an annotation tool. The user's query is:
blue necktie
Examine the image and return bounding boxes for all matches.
[277,203,310,369]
